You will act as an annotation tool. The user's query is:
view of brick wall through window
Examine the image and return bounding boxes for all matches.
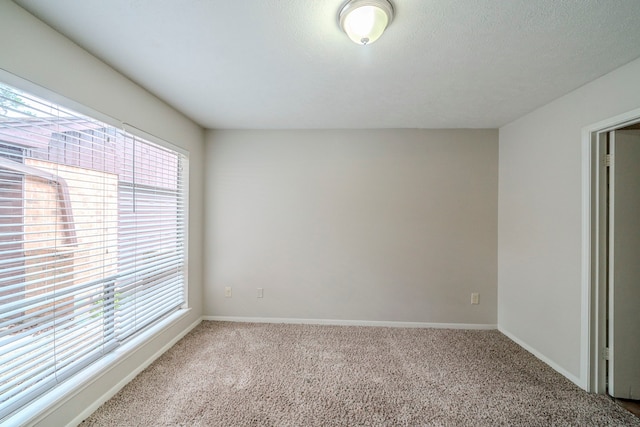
[1,119,175,326]
[23,159,118,319]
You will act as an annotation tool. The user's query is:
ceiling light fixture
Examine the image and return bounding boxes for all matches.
[339,0,394,46]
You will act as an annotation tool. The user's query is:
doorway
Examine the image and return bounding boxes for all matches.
[585,110,640,407]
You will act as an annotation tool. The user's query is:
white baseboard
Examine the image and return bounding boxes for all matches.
[203,315,496,330]
[498,326,584,389]
[63,314,202,427]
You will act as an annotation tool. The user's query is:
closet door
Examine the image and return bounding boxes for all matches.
[607,130,640,399]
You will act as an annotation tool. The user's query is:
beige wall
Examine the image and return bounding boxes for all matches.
[498,56,640,387]
[205,129,498,325]
[0,2,204,425]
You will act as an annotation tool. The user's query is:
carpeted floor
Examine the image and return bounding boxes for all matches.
[81,321,640,426]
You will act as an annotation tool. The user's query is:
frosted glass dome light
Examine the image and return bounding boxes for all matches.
[339,0,394,45]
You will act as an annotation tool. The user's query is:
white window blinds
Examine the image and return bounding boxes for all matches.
[0,82,187,421]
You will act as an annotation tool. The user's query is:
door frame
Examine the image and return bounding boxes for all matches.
[582,107,640,394]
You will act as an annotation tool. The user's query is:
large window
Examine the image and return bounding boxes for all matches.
[0,82,187,420]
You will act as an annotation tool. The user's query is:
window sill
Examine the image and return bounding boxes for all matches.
[6,308,195,427]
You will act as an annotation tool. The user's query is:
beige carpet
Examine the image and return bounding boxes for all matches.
[81,321,639,426]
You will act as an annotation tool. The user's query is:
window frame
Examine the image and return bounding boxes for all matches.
[0,70,191,425]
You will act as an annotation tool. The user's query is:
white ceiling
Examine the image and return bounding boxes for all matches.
[13,0,640,129]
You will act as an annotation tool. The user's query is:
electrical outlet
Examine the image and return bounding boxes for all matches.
[225,287,232,298]
[471,293,479,305]
[257,288,264,298]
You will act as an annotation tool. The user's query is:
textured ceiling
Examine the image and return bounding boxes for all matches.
[13,0,640,129]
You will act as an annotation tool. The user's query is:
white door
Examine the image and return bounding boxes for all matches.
[608,129,640,399]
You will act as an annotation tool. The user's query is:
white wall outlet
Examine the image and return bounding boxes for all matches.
[257,288,264,298]
[471,292,480,305]
[224,287,232,298]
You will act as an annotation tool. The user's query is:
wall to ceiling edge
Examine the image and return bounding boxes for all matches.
[0,2,205,426]
[498,56,640,388]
